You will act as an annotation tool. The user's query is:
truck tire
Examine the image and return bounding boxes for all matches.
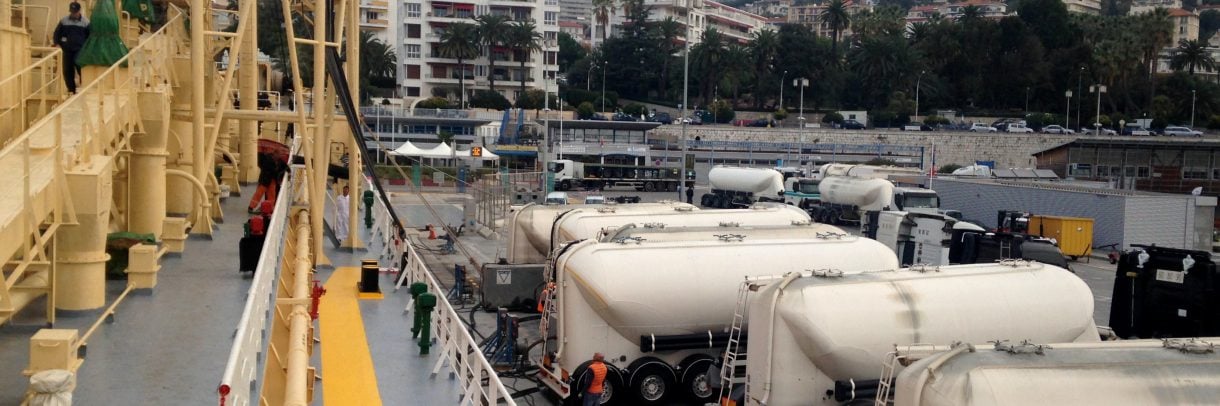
[667,182,677,192]
[628,357,676,404]
[677,354,717,403]
[644,182,656,192]
[700,194,712,207]
[559,180,571,191]
[567,361,626,406]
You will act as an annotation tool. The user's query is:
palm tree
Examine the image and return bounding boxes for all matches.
[507,20,544,104]
[749,29,779,108]
[958,5,983,24]
[692,28,726,104]
[477,14,512,93]
[593,0,616,41]
[655,17,682,98]
[822,0,850,58]
[359,31,397,100]
[438,22,481,108]
[1170,39,1217,75]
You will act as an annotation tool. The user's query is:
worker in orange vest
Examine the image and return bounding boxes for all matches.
[583,353,608,406]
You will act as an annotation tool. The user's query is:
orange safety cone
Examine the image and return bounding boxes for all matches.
[427,224,437,240]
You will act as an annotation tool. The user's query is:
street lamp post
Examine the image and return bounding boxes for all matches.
[915,70,925,122]
[679,0,692,200]
[600,61,607,113]
[778,69,788,111]
[1090,84,1106,136]
[1064,90,1072,127]
[794,77,809,129]
[1191,89,1197,128]
[1076,66,1084,130]
[1025,87,1031,115]
[586,63,595,90]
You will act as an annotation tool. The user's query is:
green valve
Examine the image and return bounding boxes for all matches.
[417,293,438,355]
[362,190,375,228]
[410,282,428,337]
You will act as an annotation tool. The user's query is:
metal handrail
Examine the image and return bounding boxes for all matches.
[372,187,517,405]
[0,46,60,137]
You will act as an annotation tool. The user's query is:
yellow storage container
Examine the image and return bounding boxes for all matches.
[1028,215,1094,260]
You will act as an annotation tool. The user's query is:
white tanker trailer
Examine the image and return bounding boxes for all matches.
[817,163,924,180]
[740,261,1100,406]
[506,201,695,264]
[809,176,939,231]
[602,222,847,243]
[701,166,786,208]
[892,338,1220,406]
[550,204,811,252]
[538,233,899,405]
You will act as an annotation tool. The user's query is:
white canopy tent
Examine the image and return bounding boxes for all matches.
[389,141,498,160]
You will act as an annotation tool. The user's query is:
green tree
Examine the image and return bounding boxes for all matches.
[557,32,585,72]
[822,0,851,58]
[577,101,596,119]
[692,28,726,104]
[507,20,544,105]
[477,14,512,93]
[359,31,397,100]
[438,22,481,108]
[1170,39,1217,75]
[1202,10,1220,42]
[654,17,683,99]
[749,29,779,109]
[470,89,511,110]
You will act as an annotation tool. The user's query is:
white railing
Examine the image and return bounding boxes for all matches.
[217,170,294,406]
[372,185,517,405]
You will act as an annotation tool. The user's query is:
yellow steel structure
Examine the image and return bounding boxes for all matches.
[1,0,354,401]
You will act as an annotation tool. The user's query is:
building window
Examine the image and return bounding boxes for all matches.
[1183,167,1209,179]
[545,11,558,25]
[1095,165,1108,178]
[545,51,557,65]
[545,31,557,41]
[1138,166,1150,178]
[406,3,421,18]
[406,64,421,79]
[407,24,421,38]
[1069,163,1091,178]
[367,11,379,20]
[406,87,421,97]
[406,44,421,59]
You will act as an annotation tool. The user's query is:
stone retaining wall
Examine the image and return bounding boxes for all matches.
[649,126,1076,168]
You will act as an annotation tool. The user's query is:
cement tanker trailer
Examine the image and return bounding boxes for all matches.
[507,201,695,264]
[538,233,899,405]
[602,222,847,243]
[702,166,785,208]
[550,203,810,250]
[809,176,939,228]
[741,261,1100,406]
[892,338,1220,406]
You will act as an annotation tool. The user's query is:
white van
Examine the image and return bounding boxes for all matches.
[544,192,569,205]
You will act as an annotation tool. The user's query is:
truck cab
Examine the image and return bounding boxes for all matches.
[784,177,821,209]
[547,159,581,189]
[893,187,939,214]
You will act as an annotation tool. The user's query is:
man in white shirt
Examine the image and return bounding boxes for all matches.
[335,185,350,243]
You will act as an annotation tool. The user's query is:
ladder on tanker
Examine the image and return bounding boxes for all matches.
[874,351,902,406]
[718,280,752,403]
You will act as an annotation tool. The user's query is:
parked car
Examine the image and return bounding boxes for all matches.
[991,118,1017,132]
[584,195,606,204]
[1005,121,1034,133]
[1041,125,1075,134]
[902,122,934,131]
[1163,126,1203,137]
[586,113,607,121]
[612,112,637,122]
[1093,127,1117,135]
[841,119,866,129]
[681,115,703,125]
[969,123,997,133]
[1120,124,1151,136]
[647,112,673,124]
[747,118,774,127]
[544,192,569,205]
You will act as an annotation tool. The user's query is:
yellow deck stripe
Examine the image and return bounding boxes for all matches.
[321,267,382,406]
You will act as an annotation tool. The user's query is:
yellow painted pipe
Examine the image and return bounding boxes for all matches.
[284,209,313,406]
[164,169,213,236]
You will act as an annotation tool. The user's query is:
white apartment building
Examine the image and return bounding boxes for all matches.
[1062,0,1101,15]
[786,0,869,39]
[361,0,394,43]
[592,0,770,48]
[385,0,561,102]
[905,0,1008,24]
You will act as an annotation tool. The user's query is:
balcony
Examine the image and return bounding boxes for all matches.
[362,0,390,9]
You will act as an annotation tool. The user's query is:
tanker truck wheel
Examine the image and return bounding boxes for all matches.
[700,194,712,207]
[677,354,717,403]
[627,357,676,404]
[644,182,657,192]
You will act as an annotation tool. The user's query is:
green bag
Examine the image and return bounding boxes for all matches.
[76,0,130,67]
